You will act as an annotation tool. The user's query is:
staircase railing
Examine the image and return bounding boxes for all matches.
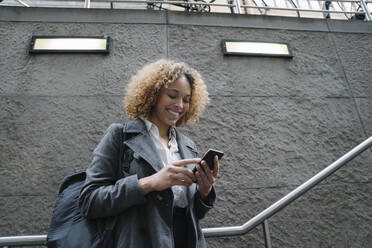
[1,136,371,248]
[203,136,372,247]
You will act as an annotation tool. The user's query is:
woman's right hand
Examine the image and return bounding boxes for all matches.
[139,158,200,195]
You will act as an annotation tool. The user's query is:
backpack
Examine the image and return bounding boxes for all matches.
[47,124,126,248]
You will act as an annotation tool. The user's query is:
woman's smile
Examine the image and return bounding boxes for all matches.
[166,108,182,119]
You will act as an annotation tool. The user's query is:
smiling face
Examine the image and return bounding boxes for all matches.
[149,74,192,133]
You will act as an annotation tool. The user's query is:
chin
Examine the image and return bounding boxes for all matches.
[165,114,184,126]
[167,119,178,126]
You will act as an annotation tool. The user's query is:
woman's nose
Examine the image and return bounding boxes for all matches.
[174,98,183,109]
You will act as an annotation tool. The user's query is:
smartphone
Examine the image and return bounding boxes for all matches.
[193,149,224,173]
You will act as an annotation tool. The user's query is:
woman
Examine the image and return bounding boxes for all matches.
[79,59,219,248]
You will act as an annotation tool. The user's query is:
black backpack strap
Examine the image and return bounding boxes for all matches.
[99,122,127,231]
[116,122,127,179]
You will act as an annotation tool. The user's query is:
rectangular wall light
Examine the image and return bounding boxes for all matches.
[29,36,111,54]
[221,39,293,58]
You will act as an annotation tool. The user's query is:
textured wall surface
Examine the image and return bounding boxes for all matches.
[0,7,371,248]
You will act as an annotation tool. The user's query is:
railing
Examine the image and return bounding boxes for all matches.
[1,136,371,247]
[1,0,371,21]
[0,236,47,247]
[203,136,372,247]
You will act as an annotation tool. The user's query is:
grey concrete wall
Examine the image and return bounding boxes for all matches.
[1,6,371,247]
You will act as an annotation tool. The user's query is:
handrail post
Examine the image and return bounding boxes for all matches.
[359,0,372,20]
[84,0,91,8]
[15,0,30,7]
[263,219,272,248]
[235,0,242,14]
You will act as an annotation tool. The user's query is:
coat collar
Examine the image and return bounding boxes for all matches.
[123,119,197,172]
[175,129,198,170]
[123,119,163,172]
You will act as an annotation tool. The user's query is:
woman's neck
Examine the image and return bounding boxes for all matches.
[147,117,170,140]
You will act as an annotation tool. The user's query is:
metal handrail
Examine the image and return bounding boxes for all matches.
[14,0,29,7]
[0,136,371,247]
[360,0,372,20]
[89,0,236,7]
[0,235,46,247]
[240,4,358,14]
[203,136,372,238]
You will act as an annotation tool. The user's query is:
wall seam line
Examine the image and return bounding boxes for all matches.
[328,33,369,142]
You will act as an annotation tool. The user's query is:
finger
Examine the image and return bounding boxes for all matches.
[178,181,193,187]
[194,168,205,186]
[196,164,209,185]
[200,160,214,183]
[168,170,192,186]
[175,173,193,186]
[171,166,195,180]
[195,171,201,185]
[201,160,212,174]
[172,158,201,167]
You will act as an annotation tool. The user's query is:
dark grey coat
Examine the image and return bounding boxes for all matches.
[79,119,216,248]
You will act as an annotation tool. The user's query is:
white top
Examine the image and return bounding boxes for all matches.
[142,119,189,208]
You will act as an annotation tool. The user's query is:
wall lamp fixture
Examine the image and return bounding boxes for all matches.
[221,39,293,58]
[29,36,111,54]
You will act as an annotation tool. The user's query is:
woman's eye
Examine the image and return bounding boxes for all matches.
[183,98,190,103]
[168,94,177,99]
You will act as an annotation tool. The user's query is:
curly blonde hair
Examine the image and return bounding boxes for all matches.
[123,59,209,126]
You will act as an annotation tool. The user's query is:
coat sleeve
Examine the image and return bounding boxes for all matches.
[79,124,147,219]
[193,186,216,219]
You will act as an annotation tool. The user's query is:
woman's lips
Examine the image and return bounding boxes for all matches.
[166,108,181,119]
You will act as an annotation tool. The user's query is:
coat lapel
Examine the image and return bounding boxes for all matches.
[176,129,199,199]
[176,130,198,167]
[123,119,199,198]
[123,119,164,172]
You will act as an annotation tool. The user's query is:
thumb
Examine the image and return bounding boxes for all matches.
[172,158,201,167]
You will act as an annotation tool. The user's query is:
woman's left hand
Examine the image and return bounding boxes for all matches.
[195,155,219,199]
